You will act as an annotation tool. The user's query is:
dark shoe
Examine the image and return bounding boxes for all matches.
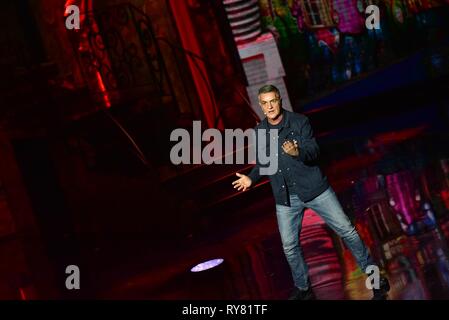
[288,286,316,300]
[372,276,390,300]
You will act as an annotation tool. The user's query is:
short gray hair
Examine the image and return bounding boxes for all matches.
[258,84,280,97]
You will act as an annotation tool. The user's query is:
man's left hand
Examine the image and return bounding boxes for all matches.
[282,139,299,157]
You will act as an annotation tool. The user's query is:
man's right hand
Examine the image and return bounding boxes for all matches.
[232,173,252,192]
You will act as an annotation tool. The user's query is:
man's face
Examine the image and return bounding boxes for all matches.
[259,91,282,121]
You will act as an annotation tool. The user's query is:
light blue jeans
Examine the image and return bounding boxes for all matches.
[275,187,373,290]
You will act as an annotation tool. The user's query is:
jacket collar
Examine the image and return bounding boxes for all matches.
[260,108,291,131]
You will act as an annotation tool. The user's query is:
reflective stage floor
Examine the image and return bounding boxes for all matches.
[2,108,449,300]
[102,124,449,300]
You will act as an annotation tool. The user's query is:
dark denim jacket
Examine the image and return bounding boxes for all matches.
[248,109,329,206]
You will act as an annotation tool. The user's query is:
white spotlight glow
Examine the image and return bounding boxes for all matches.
[190,259,224,272]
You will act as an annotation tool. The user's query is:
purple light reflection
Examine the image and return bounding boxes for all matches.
[190,259,224,272]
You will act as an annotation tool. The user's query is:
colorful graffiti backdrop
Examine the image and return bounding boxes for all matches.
[258,0,449,101]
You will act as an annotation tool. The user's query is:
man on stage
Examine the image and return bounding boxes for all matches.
[232,85,390,300]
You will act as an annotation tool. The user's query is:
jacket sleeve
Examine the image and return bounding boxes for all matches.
[247,163,262,185]
[297,116,320,163]
[247,126,262,184]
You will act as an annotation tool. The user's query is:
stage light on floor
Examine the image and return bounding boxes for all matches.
[190,259,224,272]
[187,258,229,299]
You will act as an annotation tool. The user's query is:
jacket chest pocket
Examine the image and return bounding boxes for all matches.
[281,130,300,142]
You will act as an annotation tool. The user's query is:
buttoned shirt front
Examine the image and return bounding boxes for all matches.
[248,109,329,206]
